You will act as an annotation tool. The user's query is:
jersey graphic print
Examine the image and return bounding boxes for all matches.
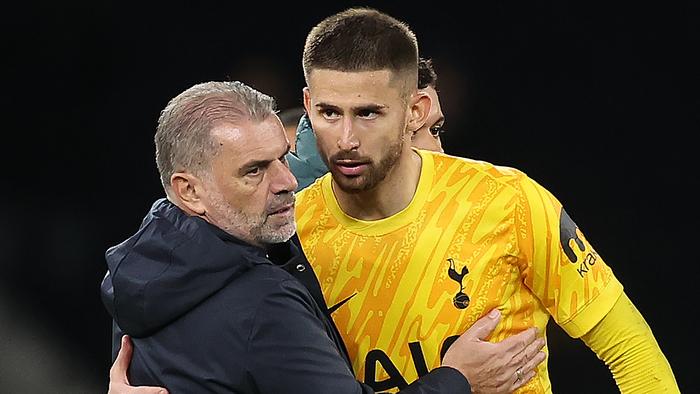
[295,150,623,393]
[559,208,599,277]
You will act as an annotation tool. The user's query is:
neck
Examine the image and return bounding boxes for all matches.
[332,148,422,220]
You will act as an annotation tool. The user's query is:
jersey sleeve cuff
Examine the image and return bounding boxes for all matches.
[559,277,624,338]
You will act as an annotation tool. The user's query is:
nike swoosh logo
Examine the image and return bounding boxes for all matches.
[328,292,357,314]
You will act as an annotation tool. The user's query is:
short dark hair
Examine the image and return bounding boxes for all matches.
[303,7,419,94]
[418,58,438,89]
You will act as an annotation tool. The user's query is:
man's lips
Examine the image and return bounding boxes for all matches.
[268,203,294,216]
[333,160,370,176]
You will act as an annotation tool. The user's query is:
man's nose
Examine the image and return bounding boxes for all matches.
[270,158,298,194]
[337,118,359,151]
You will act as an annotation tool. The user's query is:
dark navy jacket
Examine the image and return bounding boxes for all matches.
[100,198,470,393]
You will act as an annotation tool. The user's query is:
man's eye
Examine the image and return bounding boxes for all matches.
[246,167,261,176]
[322,109,339,119]
[429,126,445,137]
[358,109,378,119]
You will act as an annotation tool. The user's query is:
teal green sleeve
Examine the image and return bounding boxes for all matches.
[286,114,329,191]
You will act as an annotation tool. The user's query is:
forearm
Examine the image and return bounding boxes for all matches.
[580,292,679,393]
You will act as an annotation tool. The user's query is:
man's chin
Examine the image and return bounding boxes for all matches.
[340,179,383,195]
[259,222,297,244]
[254,219,297,245]
[330,172,373,194]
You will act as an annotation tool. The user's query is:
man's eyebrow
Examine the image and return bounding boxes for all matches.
[315,102,340,111]
[431,115,445,126]
[315,102,387,113]
[240,158,271,170]
[239,145,291,170]
[353,103,386,113]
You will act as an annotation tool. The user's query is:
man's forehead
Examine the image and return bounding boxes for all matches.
[210,118,287,158]
[309,69,396,92]
[309,69,420,106]
[210,122,246,142]
[211,116,282,137]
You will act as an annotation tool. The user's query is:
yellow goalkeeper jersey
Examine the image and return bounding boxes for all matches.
[295,149,623,393]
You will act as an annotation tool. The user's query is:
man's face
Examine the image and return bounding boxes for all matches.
[201,116,297,246]
[411,86,445,153]
[303,69,412,193]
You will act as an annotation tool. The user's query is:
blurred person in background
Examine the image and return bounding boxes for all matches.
[278,106,306,152]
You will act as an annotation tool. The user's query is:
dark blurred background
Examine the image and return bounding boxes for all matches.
[4,1,696,393]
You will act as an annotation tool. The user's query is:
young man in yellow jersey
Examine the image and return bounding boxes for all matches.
[288,57,446,191]
[295,7,679,393]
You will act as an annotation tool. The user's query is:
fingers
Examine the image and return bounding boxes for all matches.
[496,326,539,354]
[463,309,501,341]
[509,338,547,392]
[110,384,170,394]
[128,388,169,394]
[510,349,545,391]
[520,345,547,377]
[108,336,170,394]
[110,335,133,384]
[511,368,537,391]
[520,336,546,372]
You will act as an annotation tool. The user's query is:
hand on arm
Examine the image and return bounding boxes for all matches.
[108,335,169,394]
[441,309,546,394]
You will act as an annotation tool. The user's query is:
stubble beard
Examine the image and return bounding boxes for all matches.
[323,133,405,194]
[208,188,296,246]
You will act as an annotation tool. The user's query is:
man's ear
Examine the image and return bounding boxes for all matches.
[302,87,312,115]
[170,172,206,215]
[407,91,431,135]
